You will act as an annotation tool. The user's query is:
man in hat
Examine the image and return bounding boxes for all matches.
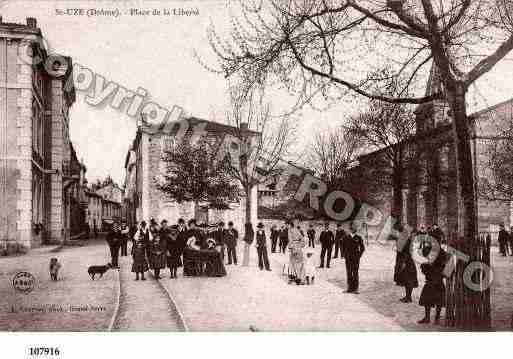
[213,221,227,262]
[256,222,271,271]
[333,223,346,259]
[319,222,334,268]
[344,223,365,294]
[225,221,239,265]
[307,224,316,248]
[107,219,122,268]
[498,223,509,256]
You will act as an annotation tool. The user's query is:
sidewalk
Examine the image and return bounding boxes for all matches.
[0,238,117,331]
[113,256,183,331]
[160,245,403,331]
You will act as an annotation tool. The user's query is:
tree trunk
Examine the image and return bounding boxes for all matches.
[245,184,252,225]
[445,82,489,329]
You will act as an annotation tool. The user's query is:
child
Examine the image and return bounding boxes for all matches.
[167,225,181,279]
[418,243,447,324]
[131,226,149,281]
[304,250,316,285]
[149,232,167,280]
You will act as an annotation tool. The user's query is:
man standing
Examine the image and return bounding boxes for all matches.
[498,224,509,256]
[107,220,121,268]
[214,221,226,262]
[270,224,279,253]
[319,222,334,268]
[345,223,365,294]
[307,224,316,248]
[256,222,271,271]
[333,223,346,259]
[120,222,130,256]
[225,221,239,265]
[279,224,289,254]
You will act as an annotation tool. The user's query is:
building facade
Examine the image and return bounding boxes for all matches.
[0,17,83,253]
[124,117,258,231]
[352,64,512,239]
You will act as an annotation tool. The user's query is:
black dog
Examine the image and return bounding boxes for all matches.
[87,263,112,280]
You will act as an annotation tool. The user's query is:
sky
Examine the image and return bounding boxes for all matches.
[2,0,513,185]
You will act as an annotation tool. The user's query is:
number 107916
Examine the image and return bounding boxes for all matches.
[28,347,60,356]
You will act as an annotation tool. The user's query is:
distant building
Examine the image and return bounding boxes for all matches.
[351,64,513,238]
[0,17,84,253]
[124,117,258,230]
[85,190,102,232]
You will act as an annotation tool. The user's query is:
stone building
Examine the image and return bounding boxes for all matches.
[0,17,82,253]
[353,64,513,238]
[124,117,258,230]
[85,190,103,233]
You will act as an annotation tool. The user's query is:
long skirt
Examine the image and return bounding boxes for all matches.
[149,252,167,270]
[131,259,148,273]
[167,254,182,268]
[289,250,305,283]
[419,280,446,307]
[203,249,227,277]
[183,248,203,276]
[394,254,419,288]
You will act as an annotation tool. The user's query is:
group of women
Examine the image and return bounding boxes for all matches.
[393,225,448,325]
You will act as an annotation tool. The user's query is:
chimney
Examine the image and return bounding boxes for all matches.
[26,17,37,28]
[0,16,3,24]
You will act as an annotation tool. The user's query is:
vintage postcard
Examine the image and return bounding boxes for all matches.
[1,0,513,340]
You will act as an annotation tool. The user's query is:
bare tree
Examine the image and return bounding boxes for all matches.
[307,126,361,191]
[207,0,513,328]
[481,115,513,201]
[222,86,297,226]
[345,80,416,221]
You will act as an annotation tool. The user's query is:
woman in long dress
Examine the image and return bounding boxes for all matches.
[288,220,306,285]
[393,227,419,303]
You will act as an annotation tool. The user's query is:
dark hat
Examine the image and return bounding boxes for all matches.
[228,221,234,226]
[188,219,196,226]
[257,222,264,228]
[218,221,225,227]
[178,218,185,224]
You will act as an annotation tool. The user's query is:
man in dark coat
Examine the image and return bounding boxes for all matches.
[107,220,121,268]
[256,222,271,271]
[213,221,226,262]
[319,222,334,268]
[279,225,289,253]
[225,221,239,265]
[307,224,316,248]
[498,224,509,256]
[345,224,365,293]
[119,222,129,256]
[176,218,188,266]
[270,225,279,253]
[333,223,346,259]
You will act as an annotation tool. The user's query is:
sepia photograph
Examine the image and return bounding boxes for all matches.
[1,1,513,349]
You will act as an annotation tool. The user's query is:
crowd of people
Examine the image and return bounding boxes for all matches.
[105,216,454,326]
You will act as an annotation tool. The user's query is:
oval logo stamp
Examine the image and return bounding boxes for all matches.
[12,271,35,294]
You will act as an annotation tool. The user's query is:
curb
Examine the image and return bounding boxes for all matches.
[151,272,189,332]
[107,268,121,331]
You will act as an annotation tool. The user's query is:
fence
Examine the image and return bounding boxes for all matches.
[444,232,491,329]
